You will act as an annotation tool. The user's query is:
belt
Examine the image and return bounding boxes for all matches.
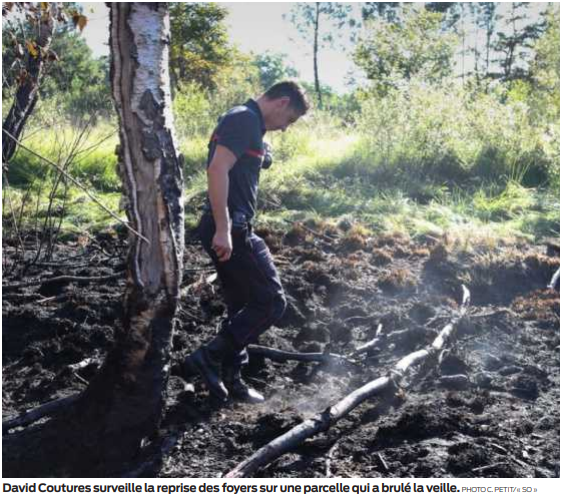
[202,209,251,228]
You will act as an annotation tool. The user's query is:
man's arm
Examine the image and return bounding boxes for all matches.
[207,144,237,262]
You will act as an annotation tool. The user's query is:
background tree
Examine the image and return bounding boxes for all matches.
[289,2,354,107]
[2,3,60,165]
[528,5,559,125]
[42,31,111,120]
[493,2,543,82]
[169,2,231,92]
[478,2,499,79]
[361,2,401,23]
[355,5,457,96]
[252,51,299,91]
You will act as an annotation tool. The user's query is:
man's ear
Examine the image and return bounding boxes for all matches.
[276,96,291,109]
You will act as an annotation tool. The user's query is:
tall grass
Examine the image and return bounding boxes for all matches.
[3,79,559,244]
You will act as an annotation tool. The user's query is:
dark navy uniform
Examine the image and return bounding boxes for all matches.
[198,99,286,365]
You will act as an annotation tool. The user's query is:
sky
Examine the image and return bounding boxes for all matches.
[80,2,551,94]
[81,2,360,94]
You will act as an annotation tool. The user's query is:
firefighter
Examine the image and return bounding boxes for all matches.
[184,81,309,402]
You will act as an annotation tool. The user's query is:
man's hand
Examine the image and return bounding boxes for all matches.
[213,229,233,262]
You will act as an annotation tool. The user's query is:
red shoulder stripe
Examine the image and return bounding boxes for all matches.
[210,134,264,158]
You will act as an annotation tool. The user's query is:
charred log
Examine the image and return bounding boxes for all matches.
[225,286,470,478]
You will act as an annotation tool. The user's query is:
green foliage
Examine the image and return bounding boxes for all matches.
[8,121,119,192]
[252,52,299,91]
[355,6,457,96]
[353,80,557,192]
[529,5,560,119]
[210,51,262,113]
[42,31,112,120]
[2,2,558,247]
[173,52,262,143]
[527,3,560,182]
[470,182,535,222]
[173,83,214,140]
[169,3,232,91]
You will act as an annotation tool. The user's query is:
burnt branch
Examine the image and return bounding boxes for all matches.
[248,345,356,366]
[3,395,81,434]
[225,286,470,478]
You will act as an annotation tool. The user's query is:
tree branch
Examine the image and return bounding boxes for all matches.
[248,345,356,366]
[3,394,81,434]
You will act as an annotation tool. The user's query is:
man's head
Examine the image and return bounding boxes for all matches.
[257,81,309,132]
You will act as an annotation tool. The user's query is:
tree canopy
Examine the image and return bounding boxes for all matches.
[169,3,232,91]
[355,6,457,95]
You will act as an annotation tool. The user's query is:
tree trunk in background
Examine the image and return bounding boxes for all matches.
[2,3,57,166]
[75,2,185,471]
[313,2,322,108]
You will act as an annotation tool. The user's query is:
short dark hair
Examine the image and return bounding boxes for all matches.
[264,81,310,115]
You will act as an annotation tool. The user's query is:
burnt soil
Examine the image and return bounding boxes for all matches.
[2,224,560,478]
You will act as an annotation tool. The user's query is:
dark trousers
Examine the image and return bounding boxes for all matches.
[198,214,287,367]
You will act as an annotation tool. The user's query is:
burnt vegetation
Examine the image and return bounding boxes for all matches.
[2,223,559,477]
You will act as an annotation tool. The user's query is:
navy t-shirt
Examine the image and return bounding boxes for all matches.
[205,99,266,223]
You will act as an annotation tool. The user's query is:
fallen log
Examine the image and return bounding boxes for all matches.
[248,345,356,366]
[68,358,100,372]
[349,324,384,357]
[3,394,81,434]
[225,286,470,478]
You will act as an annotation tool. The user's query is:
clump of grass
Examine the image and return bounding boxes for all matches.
[379,267,418,292]
[471,182,535,222]
[428,244,450,264]
[340,224,371,252]
[371,248,393,266]
[283,223,311,247]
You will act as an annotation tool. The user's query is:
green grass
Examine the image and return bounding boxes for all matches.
[3,108,559,248]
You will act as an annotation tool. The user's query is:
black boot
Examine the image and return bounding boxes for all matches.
[185,334,232,401]
[223,364,265,404]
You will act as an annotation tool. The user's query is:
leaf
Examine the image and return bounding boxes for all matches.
[72,12,87,32]
[26,40,38,58]
[15,43,24,59]
[77,14,87,32]
[40,2,49,10]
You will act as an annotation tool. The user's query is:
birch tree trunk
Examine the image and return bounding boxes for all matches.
[2,3,184,476]
[74,2,185,469]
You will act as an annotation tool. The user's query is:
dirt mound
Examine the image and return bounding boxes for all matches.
[2,226,560,477]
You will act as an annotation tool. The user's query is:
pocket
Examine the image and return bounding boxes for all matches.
[232,225,250,251]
